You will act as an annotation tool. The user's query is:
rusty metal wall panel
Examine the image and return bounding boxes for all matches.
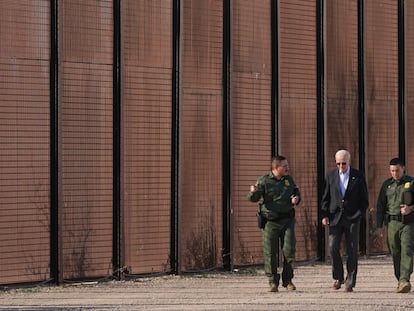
[122,0,172,274]
[365,0,398,253]
[59,0,113,279]
[231,0,271,265]
[406,1,414,173]
[180,0,223,271]
[0,1,50,285]
[322,0,363,258]
[279,0,318,261]
[325,0,360,165]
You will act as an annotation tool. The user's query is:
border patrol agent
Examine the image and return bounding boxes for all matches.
[248,155,301,292]
[376,157,414,293]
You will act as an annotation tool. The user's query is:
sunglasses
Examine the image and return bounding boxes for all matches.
[336,162,347,166]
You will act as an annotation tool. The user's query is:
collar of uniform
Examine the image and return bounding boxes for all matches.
[269,171,284,181]
[393,175,409,185]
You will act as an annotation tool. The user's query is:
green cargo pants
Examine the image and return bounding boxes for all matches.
[387,220,414,282]
[262,217,295,286]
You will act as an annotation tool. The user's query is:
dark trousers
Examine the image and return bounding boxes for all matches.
[329,217,360,288]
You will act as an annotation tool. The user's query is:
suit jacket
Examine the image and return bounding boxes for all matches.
[321,167,369,226]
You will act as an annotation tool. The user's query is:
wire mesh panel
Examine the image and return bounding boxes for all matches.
[179,0,223,272]
[278,0,318,261]
[59,0,113,280]
[231,0,271,266]
[323,0,362,257]
[121,0,172,275]
[324,0,360,163]
[365,0,398,254]
[0,1,51,285]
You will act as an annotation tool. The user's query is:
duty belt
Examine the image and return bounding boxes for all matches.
[264,209,295,221]
[388,214,402,222]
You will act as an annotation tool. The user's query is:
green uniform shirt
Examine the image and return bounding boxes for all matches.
[247,172,299,214]
[376,175,414,228]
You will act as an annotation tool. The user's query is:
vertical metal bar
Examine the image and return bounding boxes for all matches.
[398,0,405,162]
[222,0,232,271]
[271,0,281,268]
[271,0,278,157]
[357,0,368,256]
[50,0,60,285]
[316,0,326,261]
[171,0,181,275]
[112,0,122,280]
[358,0,367,256]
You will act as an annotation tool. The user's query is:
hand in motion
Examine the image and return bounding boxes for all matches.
[375,228,383,238]
[400,204,412,215]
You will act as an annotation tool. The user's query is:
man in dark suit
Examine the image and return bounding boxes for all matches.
[321,149,369,292]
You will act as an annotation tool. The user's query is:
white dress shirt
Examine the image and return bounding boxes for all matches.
[339,167,350,197]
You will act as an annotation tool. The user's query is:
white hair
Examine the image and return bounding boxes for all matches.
[335,149,350,160]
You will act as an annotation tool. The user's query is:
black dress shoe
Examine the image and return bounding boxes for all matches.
[333,280,343,290]
[344,286,353,292]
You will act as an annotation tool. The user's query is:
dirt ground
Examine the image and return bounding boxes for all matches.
[1,255,414,311]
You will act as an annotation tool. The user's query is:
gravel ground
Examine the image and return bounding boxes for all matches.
[1,255,414,311]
